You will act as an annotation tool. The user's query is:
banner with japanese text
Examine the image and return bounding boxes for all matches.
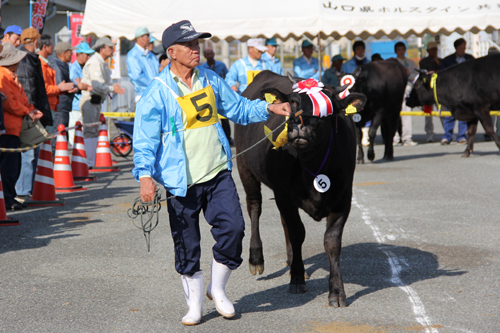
[31,0,48,31]
[70,14,85,47]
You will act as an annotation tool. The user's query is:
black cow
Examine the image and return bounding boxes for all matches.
[234,71,366,307]
[407,53,500,157]
[351,59,408,163]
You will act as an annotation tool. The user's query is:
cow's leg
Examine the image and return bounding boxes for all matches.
[237,161,265,275]
[355,125,365,164]
[367,111,383,162]
[475,107,500,155]
[380,110,400,161]
[324,207,350,308]
[280,215,293,267]
[275,193,307,294]
[463,118,478,157]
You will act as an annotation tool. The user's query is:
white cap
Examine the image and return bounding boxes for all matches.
[247,38,267,52]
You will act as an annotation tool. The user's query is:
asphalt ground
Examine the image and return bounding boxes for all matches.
[1,116,499,333]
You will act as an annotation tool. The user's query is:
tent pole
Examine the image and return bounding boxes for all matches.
[318,33,321,81]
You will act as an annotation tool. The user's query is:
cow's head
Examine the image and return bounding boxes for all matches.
[406,69,435,108]
[259,74,366,151]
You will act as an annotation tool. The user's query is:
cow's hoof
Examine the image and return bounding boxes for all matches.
[328,297,348,308]
[461,150,472,158]
[289,283,307,294]
[367,151,375,161]
[249,263,264,275]
[383,155,394,161]
[356,158,364,164]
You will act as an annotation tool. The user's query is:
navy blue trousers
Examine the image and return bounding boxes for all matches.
[167,170,245,275]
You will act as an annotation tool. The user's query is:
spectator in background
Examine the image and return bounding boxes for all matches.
[127,27,159,103]
[393,41,419,146]
[262,38,283,75]
[342,40,370,146]
[0,44,43,210]
[68,42,95,147]
[81,37,125,167]
[147,36,156,53]
[15,28,52,201]
[158,54,170,72]
[440,38,474,145]
[1,25,22,48]
[293,40,321,79]
[202,47,232,144]
[371,53,383,61]
[226,38,267,94]
[51,42,88,140]
[419,41,442,143]
[322,54,344,87]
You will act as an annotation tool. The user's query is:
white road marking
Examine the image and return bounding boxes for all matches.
[353,191,438,333]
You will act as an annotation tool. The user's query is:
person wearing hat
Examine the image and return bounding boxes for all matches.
[262,38,283,75]
[419,41,442,143]
[50,42,90,138]
[68,42,95,147]
[225,38,268,94]
[15,28,53,201]
[147,36,156,53]
[293,40,321,79]
[1,25,22,48]
[80,37,125,166]
[127,27,159,103]
[133,20,291,326]
[0,43,43,210]
[322,54,345,87]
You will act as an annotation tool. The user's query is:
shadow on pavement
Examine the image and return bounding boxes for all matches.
[223,242,466,315]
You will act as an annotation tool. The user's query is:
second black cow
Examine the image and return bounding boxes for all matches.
[235,71,366,307]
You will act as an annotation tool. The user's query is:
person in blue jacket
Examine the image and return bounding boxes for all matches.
[262,38,283,75]
[127,26,159,103]
[341,40,370,74]
[293,40,321,79]
[133,20,291,326]
[68,42,94,147]
[225,38,267,94]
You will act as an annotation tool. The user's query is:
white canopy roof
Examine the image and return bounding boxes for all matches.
[81,0,500,41]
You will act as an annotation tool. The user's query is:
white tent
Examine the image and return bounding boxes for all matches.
[81,0,500,41]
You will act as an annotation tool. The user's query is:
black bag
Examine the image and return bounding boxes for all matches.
[90,94,102,105]
[19,115,52,148]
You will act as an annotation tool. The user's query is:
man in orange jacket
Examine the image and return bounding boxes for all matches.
[0,43,42,210]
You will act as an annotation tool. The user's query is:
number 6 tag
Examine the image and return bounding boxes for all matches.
[313,174,331,193]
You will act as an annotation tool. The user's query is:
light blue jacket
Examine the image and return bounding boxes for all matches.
[293,56,321,79]
[69,60,83,111]
[201,60,228,79]
[127,44,159,96]
[261,52,283,75]
[225,56,267,94]
[341,57,370,74]
[132,65,270,197]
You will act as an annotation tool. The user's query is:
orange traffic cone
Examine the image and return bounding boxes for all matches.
[24,141,65,206]
[71,122,97,181]
[90,114,120,172]
[54,125,87,192]
[0,170,20,226]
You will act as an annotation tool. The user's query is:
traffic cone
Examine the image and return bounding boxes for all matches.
[24,141,65,207]
[0,170,20,226]
[53,125,87,193]
[90,114,120,173]
[71,122,97,182]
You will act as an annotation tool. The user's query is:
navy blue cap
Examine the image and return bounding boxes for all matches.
[162,20,211,50]
[4,25,23,35]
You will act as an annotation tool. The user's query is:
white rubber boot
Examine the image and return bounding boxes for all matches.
[181,271,203,326]
[206,258,235,318]
[361,127,370,147]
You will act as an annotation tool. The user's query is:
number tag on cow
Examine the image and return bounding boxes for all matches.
[247,70,261,86]
[313,174,331,193]
[176,85,219,130]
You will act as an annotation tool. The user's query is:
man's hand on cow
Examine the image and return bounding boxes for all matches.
[140,177,157,202]
[231,85,238,92]
[268,102,292,117]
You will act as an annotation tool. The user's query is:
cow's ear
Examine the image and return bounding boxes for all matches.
[259,88,288,104]
[336,93,367,114]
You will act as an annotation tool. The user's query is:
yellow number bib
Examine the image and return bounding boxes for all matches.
[176,85,219,130]
[246,70,261,86]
